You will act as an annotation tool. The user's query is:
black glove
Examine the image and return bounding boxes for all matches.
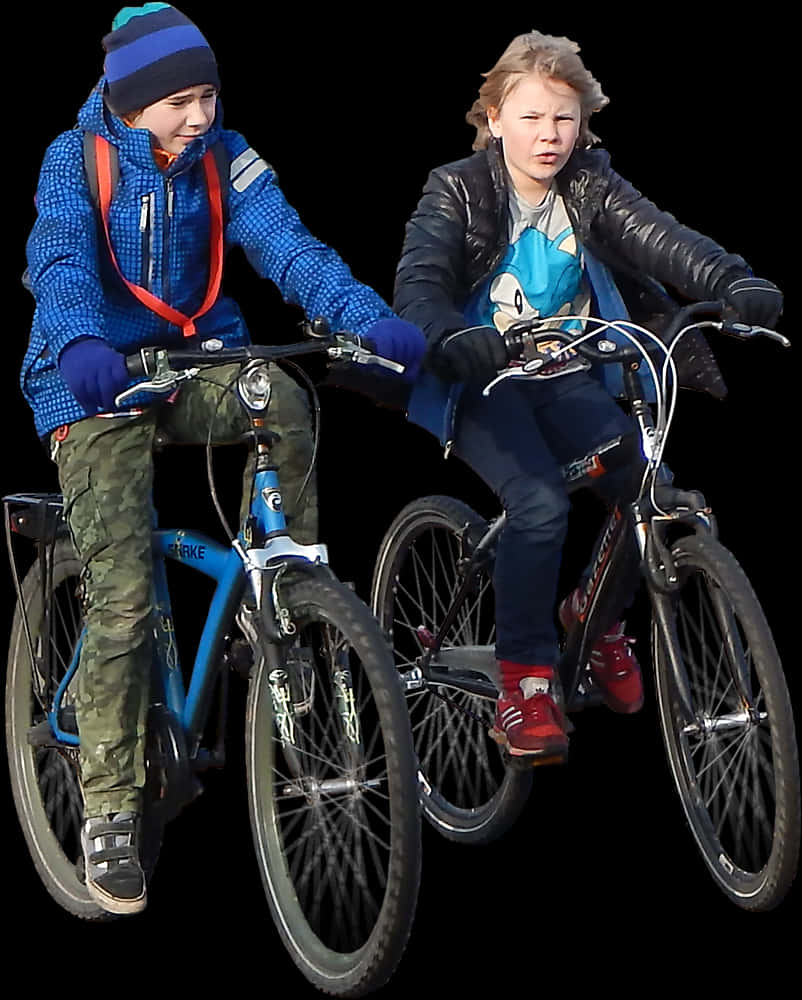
[721,276,783,329]
[430,325,509,383]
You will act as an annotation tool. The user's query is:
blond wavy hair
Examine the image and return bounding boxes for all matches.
[466,31,609,151]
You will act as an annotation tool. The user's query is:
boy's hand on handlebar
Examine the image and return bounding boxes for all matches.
[721,276,783,328]
[59,337,130,413]
[430,325,509,383]
[363,318,426,380]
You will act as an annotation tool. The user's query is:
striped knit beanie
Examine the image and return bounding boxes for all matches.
[103,4,220,115]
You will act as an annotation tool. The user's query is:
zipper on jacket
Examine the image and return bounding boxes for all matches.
[148,193,156,290]
[163,176,174,306]
[139,193,156,290]
[139,195,150,288]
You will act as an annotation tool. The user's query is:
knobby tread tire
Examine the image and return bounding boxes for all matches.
[245,571,421,996]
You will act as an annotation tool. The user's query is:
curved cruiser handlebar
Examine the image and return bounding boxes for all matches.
[500,300,789,370]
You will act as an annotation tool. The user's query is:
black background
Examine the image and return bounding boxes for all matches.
[3,3,797,992]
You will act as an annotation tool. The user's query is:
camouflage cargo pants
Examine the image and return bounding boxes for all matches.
[53,364,316,817]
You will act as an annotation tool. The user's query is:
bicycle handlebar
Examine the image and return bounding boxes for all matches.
[124,338,336,378]
[500,300,789,369]
[119,318,404,404]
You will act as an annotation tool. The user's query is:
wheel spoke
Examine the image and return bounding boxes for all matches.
[374,503,532,846]
[247,574,415,968]
[6,551,98,914]
[654,536,798,907]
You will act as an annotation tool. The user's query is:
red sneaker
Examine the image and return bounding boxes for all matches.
[490,675,569,760]
[559,589,644,714]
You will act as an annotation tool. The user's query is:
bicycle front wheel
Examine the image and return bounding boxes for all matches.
[652,533,800,910]
[371,496,532,845]
[245,571,421,997]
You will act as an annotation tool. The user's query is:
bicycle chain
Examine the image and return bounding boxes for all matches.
[426,680,494,729]
[423,680,539,773]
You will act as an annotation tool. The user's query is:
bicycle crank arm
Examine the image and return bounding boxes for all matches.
[424,669,499,700]
[408,645,501,698]
[430,645,500,685]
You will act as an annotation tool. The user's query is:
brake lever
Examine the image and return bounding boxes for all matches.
[114,366,200,407]
[481,363,547,396]
[716,320,790,348]
[327,337,405,374]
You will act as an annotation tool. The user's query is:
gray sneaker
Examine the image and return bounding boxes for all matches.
[81,811,147,915]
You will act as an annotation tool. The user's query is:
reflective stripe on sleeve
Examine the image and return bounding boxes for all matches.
[231,147,271,191]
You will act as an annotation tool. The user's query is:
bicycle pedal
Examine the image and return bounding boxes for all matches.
[506,747,567,770]
[528,751,567,769]
[489,727,568,769]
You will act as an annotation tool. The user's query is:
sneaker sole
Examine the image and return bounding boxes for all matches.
[489,726,568,765]
[86,880,147,916]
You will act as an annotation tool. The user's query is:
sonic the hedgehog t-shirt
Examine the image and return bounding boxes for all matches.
[464,186,591,376]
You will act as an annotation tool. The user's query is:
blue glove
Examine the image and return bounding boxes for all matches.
[363,318,426,381]
[59,337,130,413]
[721,276,783,329]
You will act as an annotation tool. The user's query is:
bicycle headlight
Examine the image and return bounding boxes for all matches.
[238,362,272,411]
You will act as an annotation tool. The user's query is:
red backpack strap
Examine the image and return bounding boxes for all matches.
[84,131,119,211]
[94,134,224,338]
[194,151,224,323]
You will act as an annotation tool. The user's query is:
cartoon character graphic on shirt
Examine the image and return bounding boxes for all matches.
[470,224,590,378]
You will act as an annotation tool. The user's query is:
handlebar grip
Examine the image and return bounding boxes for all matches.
[124,345,169,377]
[125,350,147,378]
[718,301,755,338]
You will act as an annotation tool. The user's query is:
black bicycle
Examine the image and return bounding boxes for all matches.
[370,300,800,911]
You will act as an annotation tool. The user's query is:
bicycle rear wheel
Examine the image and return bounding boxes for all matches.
[245,571,421,997]
[652,533,800,910]
[5,541,110,918]
[371,496,532,845]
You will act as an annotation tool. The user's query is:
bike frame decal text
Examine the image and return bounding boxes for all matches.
[576,508,622,622]
[167,541,207,560]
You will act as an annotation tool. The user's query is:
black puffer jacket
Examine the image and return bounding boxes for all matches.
[394,140,753,398]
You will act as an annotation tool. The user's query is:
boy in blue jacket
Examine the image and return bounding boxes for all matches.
[23,3,424,915]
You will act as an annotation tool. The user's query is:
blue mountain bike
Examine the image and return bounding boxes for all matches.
[4,328,421,996]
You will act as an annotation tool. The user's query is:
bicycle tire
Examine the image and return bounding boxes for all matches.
[371,496,532,845]
[5,541,109,918]
[7,540,166,919]
[652,533,800,910]
[245,570,421,997]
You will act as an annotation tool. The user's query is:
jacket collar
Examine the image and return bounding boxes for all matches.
[77,79,223,176]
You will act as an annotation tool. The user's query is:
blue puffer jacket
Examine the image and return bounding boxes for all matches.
[23,82,395,438]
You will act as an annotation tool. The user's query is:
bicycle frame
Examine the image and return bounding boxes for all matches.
[402,337,720,713]
[5,419,329,761]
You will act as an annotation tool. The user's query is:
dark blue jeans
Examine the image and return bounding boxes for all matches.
[452,372,637,666]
